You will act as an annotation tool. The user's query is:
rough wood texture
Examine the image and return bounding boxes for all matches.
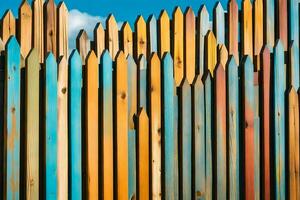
[33,0,44,63]
[85,51,99,199]
[228,0,239,64]
[106,15,119,60]
[1,10,16,45]
[18,1,32,58]
[184,8,196,84]
[44,0,57,58]
[121,22,133,57]
[213,2,225,44]
[172,7,184,86]
[76,30,90,65]
[158,10,170,58]
[57,2,68,58]
[205,31,217,76]
[94,23,105,63]
[147,15,157,56]
[137,108,150,200]
[115,51,128,200]
[242,0,253,59]
[264,0,275,48]
[135,16,147,59]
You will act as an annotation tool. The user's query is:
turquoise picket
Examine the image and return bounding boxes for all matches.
[138,55,147,110]
[204,72,213,199]
[173,90,179,199]
[254,117,260,199]
[192,75,205,199]
[44,53,58,199]
[162,53,177,199]
[147,15,158,55]
[213,2,225,44]
[289,41,299,89]
[226,56,239,199]
[127,55,137,199]
[69,50,82,199]
[288,0,299,47]
[179,79,192,199]
[5,37,21,199]
[273,40,286,199]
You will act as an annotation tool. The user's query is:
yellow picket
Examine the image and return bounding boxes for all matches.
[18,1,32,58]
[121,22,133,57]
[158,10,170,57]
[253,0,263,70]
[135,16,147,59]
[94,23,105,63]
[1,10,16,44]
[32,0,44,63]
[205,31,217,75]
[106,15,119,60]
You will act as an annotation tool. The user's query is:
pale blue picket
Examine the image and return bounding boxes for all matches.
[289,41,299,89]
[213,2,225,44]
[147,15,158,55]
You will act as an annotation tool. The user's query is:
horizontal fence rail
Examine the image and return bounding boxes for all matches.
[0,0,299,199]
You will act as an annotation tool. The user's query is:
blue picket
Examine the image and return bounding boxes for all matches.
[213,2,225,44]
[138,55,147,110]
[162,53,177,199]
[147,15,158,55]
[204,72,212,199]
[68,50,82,199]
[192,75,205,199]
[5,37,21,199]
[127,55,137,199]
[273,40,286,199]
[226,56,240,199]
[44,52,58,199]
[289,41,299,89]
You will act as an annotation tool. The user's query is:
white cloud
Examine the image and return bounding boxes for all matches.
[68,9,123,51]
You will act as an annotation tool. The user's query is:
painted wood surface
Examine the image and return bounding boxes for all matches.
[1,11,16,45]
[147,15,157,56]
[253,0,263,69]
[213,2,225,45]
[178,79,192,199]
[57,2,68,58]
[228,0,239,64]
[277,0,288,50]
[44,53,58,199]
[205,31,217,76]
[137,108,150,200]
[18,1,32,58]
[57,56,68,200]
[227,56,239,199]
[135,16,147,60]
[162,53,177,199]
[242,0,253,59]
[85,51,99,199]
[242,56,255,199]
[288,0,299,47]
[289,42,299,89]
[273,40,286,199]
[106,15,119,60]
[214,64,227,199]
[288,88,300,200]
[94,23,105,63]
[264,0,275,48]
[32,0,44,63]
[76,30,90,65]
[149,53,161,199]
[121,22,133,57]
[25,49,39,199]
[172,7,184,86]
[44,0,57,58]
[115,51,128,200]
[69,50,82,199]
[254,116,260,199]
[158,11,170,58]
[4,37,21,199]
[192,75,205,199]
[218,44,228,68]
[99,50,114,200]
[138,55,147,110]
[127,55,137,200]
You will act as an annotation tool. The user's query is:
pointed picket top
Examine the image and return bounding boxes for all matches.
[214,62,225,78]
[227,55,238,72]
[101,49,113,66]
[198,5,210,36]
[18,0,32,57]
[6,36,20,53]
[94,22,105,62]
[32,0,44,63]
[205,30,217,75]
[203,71,212,87]
[242,0,253,58]
[44,0,57,57]
[253,0,263,57]
[135,15,147,59]
[1,10,16,44]
[218,44,228,69]
[86,50,98,67]
[106,14,119,60]
[116,51,127,68]
[26,48,39,69]
[173,6,183,18]
[289,41,299,89]
[228,0,239,64]
[121,22,133,57]
[138,107,148,120]
[274,39,284,56]
[147,15,157,55]
[138,54,147,70]
[69,49,82,66]
[57,2,68,58]
[150,52,160,70]
[76,30,90,65]
[213,2,225,44]
[158,10,170,57]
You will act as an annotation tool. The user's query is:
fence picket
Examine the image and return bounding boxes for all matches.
[94,23,105,63]
[213,2,225,45]
[18,1,32,58]
[228,0,239,64]
[76,30,90,65]
[218,44,228,68]
[242,0,253,59]
[147,15,157,55]
[44,0,57,58]
[138,55,147,110]
[158,11,170,57]
[33,0,44,63]
[1,11,16,45]
[289,42,299,89]
[277,0,288,50]
[135,16,147,60]
[57,2,68,58]
[264,0,275,48]
[253,0,263,69]
[205,31,217,76]
[121,22,133,57]
[106,15,119,60]
[288,0,299,47]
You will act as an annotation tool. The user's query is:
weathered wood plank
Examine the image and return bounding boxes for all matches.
[273,40,286,199]
[25,49,39,199]
[253,0,263,69]
[264,0,275,49]
[227,56,240,199]
[254,116,260,199]
[44,0,57,58]
[115,51,128,199]
[289,42,299,89]
[288,88,300,200]
[228,0,239,64]
[1,10,16,45]
[99,50,114,200]
[149,53,161,199]
[147,15,157,55]
[158,10,170,57]
[214,64,227,199]
[288,0,299,47]
[242,0,253,59]
[242,56,255,199]
[179,79,192,199]
[44,53,58,199]
[137,108,150,200]
[217,44,228,69]
[57,56,68,200]
[4,37,21,199]
[135,16,147,60]
[85,51,99,199]
[192,75,205,199]
[138,55,147,110]
[205,31,217,76]
[184,7,196,84]
[18,1,32,58]
[69,50,82,199]
[106,15,119,60]
[76,30,90,65]
[277,0,288,50]
[33,0,44,63]
[172,7,184,86]
[121,22,133,57]
[213,2,225,45]
[127,55,137,200]
[57,2,68,58]
[162,53,177,199]
[94,23,105,63]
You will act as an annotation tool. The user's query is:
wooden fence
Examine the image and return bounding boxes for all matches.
[0,0,300,199]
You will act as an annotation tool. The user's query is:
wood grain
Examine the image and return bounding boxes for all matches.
[253,0,263,69]
[213,2,225,44]
[205,31,217,76]
[57,2,68,58]
[158,10,170,58]
[76,30,90,65]
[135,16,147,60]
[44,0,57,58]
[1,10,16,45]
[33,0,44,63]
[121,22,133,57]
[228,0,239,64]
[242,0,253,59]
[94,23,105,63]
[147,15,157,56]
[18,1,32,58]
[106,15,119,60]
